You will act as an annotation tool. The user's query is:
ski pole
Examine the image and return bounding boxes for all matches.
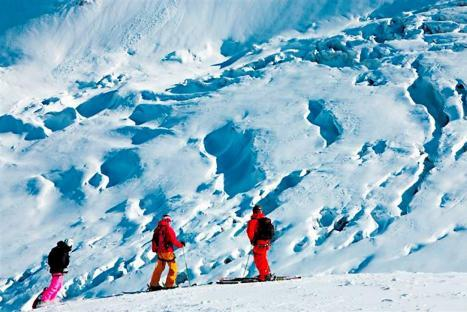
[182,247,192,287]
[142,240,152,247]
[242,249,252,278]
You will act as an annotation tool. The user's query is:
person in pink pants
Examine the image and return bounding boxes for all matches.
[33,239,73,308]
[41,273,64,302]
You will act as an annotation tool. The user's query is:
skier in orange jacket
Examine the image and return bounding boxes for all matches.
[246,205,275,281]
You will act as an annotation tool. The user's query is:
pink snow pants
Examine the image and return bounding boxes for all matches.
[41,273,64,302]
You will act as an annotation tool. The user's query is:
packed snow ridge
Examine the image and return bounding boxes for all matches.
[0,0,466,311]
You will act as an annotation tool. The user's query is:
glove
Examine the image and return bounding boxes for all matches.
[180,241,186,247]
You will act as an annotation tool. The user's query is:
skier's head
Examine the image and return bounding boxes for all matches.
[162,215,172,223]
[57,238,73,251]
[64,238,73,249]
[252,205,262,214]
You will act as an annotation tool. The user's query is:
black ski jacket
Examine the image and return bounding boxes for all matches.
[48,241,71,274]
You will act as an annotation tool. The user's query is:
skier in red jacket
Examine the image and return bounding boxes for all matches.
[247,205,275,281]
[149,215,185,291]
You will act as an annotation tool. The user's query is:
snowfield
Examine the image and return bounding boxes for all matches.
[38,274,467,312]
[1,0,466,311]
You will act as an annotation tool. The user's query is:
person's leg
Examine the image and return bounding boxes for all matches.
[150,260,166,287]
[263,249,271,277]
[165,260,178,288]
[41,273,63,302]
[253,247,270,281]
[48,274,64,301]
[253,251,264,280]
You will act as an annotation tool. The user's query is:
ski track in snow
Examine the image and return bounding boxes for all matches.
[0,0,467,311]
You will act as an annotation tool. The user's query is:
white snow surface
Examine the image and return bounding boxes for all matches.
[38,273,467,312]
[0,0,466,311]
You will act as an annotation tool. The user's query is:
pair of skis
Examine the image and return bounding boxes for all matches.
[125,275,301,295]
[217,275,301,285]
[31,288,46,309]
[122,283,197,295]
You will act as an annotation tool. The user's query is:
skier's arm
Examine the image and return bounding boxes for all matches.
[47,250,54,267]
[167,227,184,249]
[246,220,257,243]
[62,252,70,269]
[151,229,158,252]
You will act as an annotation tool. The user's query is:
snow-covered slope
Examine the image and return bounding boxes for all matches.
[0,0,395,109]
[0,0,466,311]
[39,274,467,312]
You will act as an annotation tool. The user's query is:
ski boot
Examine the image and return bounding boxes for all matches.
[257,273,276,282]
[265,273,276,281]
[147,284,164,292]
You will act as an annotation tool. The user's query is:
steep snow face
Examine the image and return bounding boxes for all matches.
[1,0,390,66]
[1,1,467,311]
[0,0,67,35]
[0,0,395,110]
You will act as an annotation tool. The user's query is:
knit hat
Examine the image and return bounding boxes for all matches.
[162,215,172,222]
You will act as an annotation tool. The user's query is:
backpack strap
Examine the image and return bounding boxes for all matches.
[152,226,160,247]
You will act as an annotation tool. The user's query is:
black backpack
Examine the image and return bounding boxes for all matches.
[254,217,275,241]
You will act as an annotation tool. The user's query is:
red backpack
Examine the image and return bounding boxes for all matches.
[152,225,170,252]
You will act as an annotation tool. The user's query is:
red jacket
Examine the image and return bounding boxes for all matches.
[247,211,270,246]
[152,219,184,253]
